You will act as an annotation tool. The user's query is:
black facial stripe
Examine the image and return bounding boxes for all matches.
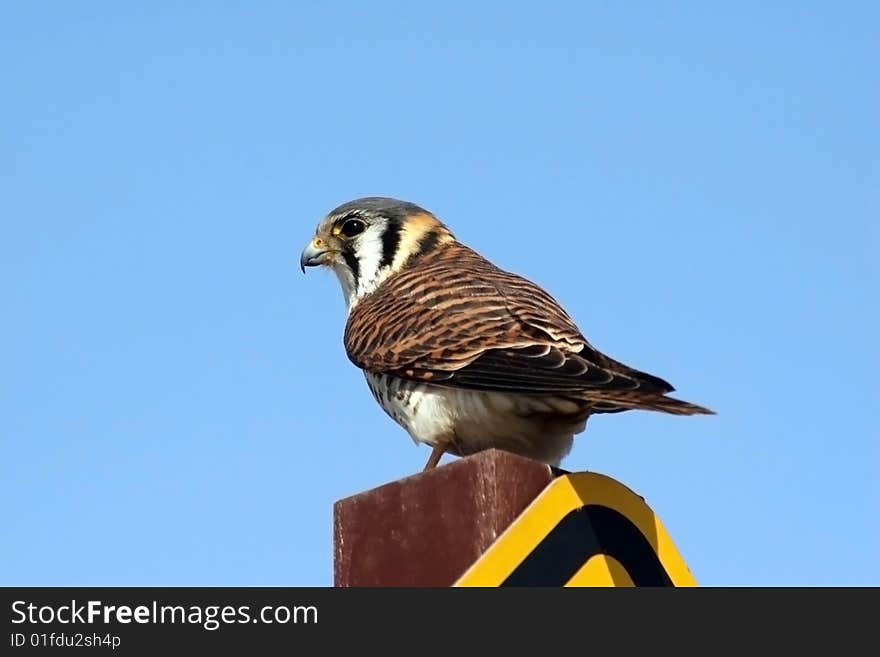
[342,249,360,283]
[379,219,402,269]
[413,229,441,259]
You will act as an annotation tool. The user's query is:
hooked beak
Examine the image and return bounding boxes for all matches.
[300,237,331,273]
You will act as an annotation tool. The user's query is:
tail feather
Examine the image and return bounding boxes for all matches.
[591,394,715,416]
[641,395,715,416]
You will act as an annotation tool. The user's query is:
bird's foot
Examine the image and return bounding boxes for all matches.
[423,443,447,471]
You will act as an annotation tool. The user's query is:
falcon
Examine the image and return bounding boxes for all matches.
[300,197,713,471]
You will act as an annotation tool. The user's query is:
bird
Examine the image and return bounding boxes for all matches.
[300,197,714,471]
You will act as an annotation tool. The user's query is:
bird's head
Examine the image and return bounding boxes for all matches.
[300,197,455,308]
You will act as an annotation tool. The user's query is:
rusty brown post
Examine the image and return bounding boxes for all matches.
[333,448,558,587]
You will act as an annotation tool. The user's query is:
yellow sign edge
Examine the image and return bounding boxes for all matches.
[453,472,697,587]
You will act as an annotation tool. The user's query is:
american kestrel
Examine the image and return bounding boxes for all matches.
[301,197,713,471]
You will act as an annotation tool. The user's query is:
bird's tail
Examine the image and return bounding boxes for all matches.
[642,395,715,416]
[592,393,716,416]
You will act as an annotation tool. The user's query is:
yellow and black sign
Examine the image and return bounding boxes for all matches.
[454,472,697,587]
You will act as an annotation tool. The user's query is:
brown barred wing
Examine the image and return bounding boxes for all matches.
[343,242,672,397]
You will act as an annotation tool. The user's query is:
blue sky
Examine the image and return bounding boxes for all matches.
[2,2,877,586]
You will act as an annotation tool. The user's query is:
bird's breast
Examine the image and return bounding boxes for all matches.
[363,372,453,444]
[362,372,588,465]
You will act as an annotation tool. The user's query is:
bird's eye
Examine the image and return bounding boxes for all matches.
[340,218,365,238]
